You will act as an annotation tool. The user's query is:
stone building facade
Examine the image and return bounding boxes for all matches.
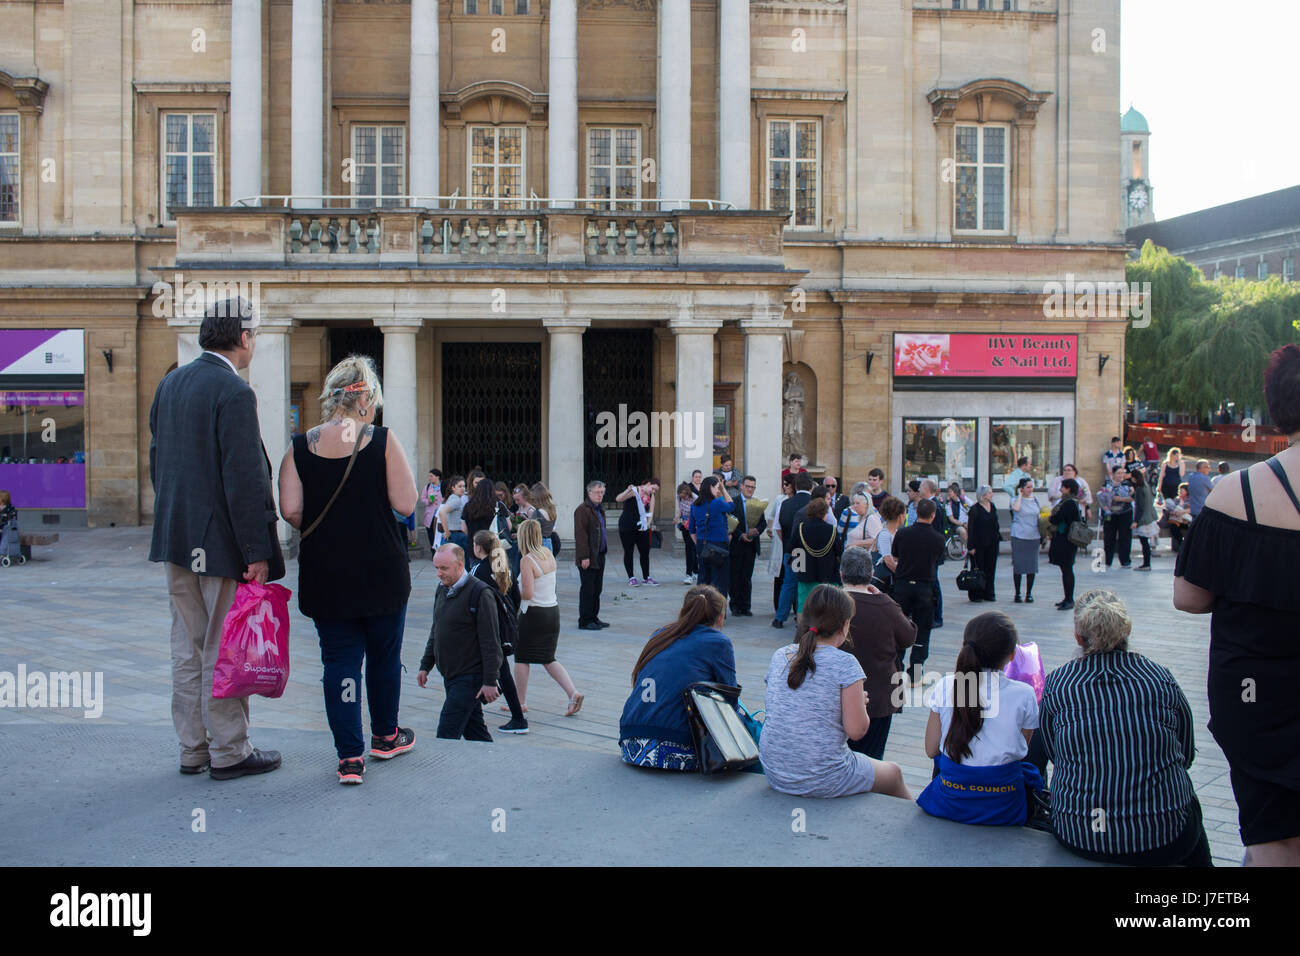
[0,0,1128,539]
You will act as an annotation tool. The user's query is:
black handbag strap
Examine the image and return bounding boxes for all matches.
[1266,458,1300,518]
[300,431,365,541]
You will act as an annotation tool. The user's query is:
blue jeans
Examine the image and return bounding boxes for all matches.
[313,606,406,760]
[775,552,801,622]
[437,671,492,742]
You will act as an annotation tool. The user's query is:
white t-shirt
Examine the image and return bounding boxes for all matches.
[927,671,1038,766]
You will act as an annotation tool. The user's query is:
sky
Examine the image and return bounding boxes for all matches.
[1120,0,1300,221]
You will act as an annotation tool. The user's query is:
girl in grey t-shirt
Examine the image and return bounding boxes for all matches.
[759,585,912,800]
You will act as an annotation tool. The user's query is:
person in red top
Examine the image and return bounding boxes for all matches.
[781,453,806,480]
[1141,437,1161,487]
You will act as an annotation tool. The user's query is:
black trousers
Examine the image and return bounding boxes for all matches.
[578,561,604,626]
[619,526,650,580]
[1103,513,1132,566]
[679,525,697,576]
[1060,561,1075,602]
[437,672,492,742]
[729,542,757,612]
[849,714,893,760]
[497,655,523,722]
[894,580,935,677]
[970,545,997,600]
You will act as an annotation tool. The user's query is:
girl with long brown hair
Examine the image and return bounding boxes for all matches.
[468,529,529,734]
[618,585,737,771]
[916,611,1042,826]
[757,584,911,799]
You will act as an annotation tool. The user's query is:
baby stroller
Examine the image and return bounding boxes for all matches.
[0,512,25,567]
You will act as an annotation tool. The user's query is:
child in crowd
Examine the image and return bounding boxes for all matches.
[917,612,1042,825]
[758,584,911,800]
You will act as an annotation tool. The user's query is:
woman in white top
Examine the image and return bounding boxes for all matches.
[512,519,584,717]
[437,474,470,550]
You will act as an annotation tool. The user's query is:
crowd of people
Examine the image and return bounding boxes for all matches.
[148,298,1299,864]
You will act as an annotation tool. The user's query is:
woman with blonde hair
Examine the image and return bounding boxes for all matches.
[469,529,529,734]
[1160,446,1186,501]
[513,519,583,717]
[527,481,561,556]
[278,354,418,784]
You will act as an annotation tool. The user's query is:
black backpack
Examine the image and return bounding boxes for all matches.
[469,580,518,656]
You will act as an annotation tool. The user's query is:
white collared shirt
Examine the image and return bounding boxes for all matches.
[203,350,239,375]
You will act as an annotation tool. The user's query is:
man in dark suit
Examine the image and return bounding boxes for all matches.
[772,472,814,628]
[149,297,284,780]
[728,475,765,616]
[573,479,609,630]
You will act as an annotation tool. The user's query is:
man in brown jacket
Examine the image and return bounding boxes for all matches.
[573,480,608,630]
[839,546,916,760]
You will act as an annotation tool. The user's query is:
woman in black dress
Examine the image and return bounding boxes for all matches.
[966,485,999,602]
[1048,478,1083,610]
[1175,345,1300,866]
[792,497,842,612]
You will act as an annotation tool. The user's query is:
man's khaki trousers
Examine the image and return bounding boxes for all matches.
[166,563,253,769]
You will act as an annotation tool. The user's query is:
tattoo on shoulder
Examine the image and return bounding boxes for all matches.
[306,426,321,452]
[364,424,374,440]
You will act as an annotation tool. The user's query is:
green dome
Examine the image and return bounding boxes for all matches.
[1121,106,1149,133]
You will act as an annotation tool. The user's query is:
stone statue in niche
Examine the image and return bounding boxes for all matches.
[782,371,806,459]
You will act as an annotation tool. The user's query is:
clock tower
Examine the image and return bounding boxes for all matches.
[1121,105,1154,228]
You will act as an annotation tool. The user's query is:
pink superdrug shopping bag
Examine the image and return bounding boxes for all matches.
[212,582,292,699]
[1003,641,1046,703]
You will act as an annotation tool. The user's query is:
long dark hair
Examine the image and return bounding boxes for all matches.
[442,473,465,499]
[693,475,721,508]
[462,475,499,520]
[788,585,855,689]
[631,586,726,683]
[945,612,1018,762]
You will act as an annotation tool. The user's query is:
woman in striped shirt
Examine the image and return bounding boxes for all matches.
[1031,589,1212,866]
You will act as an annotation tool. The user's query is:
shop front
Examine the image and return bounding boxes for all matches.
[891,332,1078,503]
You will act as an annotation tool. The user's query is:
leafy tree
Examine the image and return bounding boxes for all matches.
[1125,240,1300,419]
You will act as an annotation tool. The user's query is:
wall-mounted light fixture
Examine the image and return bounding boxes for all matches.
[1098,353,1110,376]
[866,351,876,374]
[101,348,114,373]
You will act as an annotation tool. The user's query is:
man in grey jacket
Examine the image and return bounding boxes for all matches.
[417,544,502,742]
[149,297,283,780]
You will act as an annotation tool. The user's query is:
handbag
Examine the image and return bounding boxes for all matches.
[299,433,364,540]
[698,540,729,566]
[681,682,761,775]
[1066,520,1093,549]
[955,556,985,593]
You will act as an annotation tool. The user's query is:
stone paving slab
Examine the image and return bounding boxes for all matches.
[0,528,1242,865]
[0,725,1096,867]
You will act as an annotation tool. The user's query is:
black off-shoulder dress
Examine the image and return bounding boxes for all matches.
[1175,463,1300,804]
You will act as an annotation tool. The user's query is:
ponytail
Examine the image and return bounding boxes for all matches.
[789,584,855,689]
[944,611,1018,762]
[632,586,725,683]
[472,529,512,595]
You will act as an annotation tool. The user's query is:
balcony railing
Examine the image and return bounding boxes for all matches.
[172,201,788,270]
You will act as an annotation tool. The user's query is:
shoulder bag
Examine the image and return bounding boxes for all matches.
[681,682,761,775]
[955,555,985,593]
[299,432,365,541]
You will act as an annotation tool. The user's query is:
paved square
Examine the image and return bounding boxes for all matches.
[0,529,1241,865]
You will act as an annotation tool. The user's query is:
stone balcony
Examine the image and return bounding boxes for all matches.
[170,204,792,272]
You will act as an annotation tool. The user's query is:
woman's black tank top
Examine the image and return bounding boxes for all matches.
[292,426,411,620]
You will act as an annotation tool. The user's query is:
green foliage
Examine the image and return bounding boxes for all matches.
[1125,241,1300,417]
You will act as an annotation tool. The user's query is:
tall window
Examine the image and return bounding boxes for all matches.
[1284,257,1295,282]
[0,113,18,225]
[351,125,405,208]
[1258,260,1269,280]
[954,123,1008,233]
[1235,263,1246,279]
[953,0,1016,8]
[162,113,217,224]
[587,127,640,209]
[767,119,819,229]
[469,125,524,208]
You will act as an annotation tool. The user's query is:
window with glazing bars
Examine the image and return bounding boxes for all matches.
[162,113,217,223]
[587,128,641,209]
[0,114,19,224]
[767,119,819,228]
[954,123,1008,232]
[351,125,405,208]
[469,125,524,208]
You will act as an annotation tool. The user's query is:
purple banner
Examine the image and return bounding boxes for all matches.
[2,391,85,407]
[0,330,63,372]
[0,463,86,508]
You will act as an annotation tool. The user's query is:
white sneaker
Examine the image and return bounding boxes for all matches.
[682,575,693,584]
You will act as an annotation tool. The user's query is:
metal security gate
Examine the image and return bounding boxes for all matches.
[441,342,541,485]
[583,328,654,493]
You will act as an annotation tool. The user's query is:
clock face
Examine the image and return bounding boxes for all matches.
[1129,185,1148,210]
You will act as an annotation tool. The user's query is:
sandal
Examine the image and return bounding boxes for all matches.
[564,692,584,717]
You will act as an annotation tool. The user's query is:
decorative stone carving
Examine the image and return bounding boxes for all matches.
[926,78,1051,126]
[579,0,655,11]
[782,370,806,459]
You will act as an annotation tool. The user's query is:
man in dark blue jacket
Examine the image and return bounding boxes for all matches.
[772,472,813,628]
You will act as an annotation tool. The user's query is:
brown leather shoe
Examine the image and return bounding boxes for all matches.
[210,748,282,780]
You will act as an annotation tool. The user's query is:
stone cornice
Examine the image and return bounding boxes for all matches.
[0,70,50,114]
[442,81,548,120]
[927,77,1052,125]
